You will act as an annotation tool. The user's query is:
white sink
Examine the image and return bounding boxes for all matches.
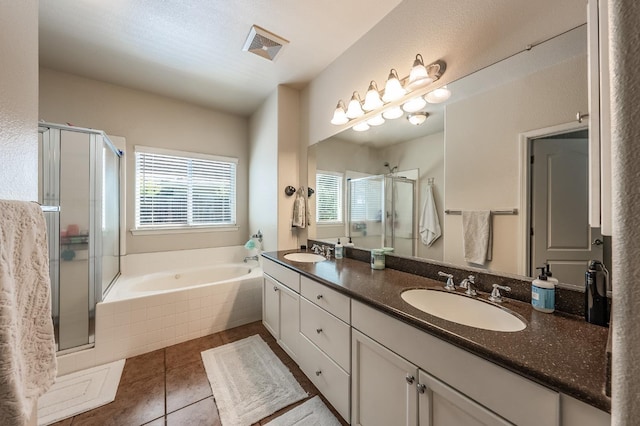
[284,252,327,263]
[401,289,526,332]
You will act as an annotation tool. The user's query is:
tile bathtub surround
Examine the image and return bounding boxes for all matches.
[307,239,593,316]
[51,321,347,426]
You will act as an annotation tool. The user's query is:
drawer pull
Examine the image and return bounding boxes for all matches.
[316,294,323,300]
[273,286,279,292]
[417,383,427,394]
[316,328,323,334]
[315,370,322,376]
[406,375,415,384]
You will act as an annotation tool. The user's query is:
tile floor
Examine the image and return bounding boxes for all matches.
[50,321,348,425]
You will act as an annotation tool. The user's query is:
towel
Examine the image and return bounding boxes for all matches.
[462,210,493,265]
[419,185,441,246]
[291,187,307,228]
[0,200,57,425]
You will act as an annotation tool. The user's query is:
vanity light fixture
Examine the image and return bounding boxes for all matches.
[363,81,384,111]
[346,92,365,119]
[382,105,404,120]
[330,100,349,125]
[406,54,433,90]
[402,96,427,113]
[352,121,370,132]
[425,85,451,104]
[367,114,385,126]
[407,112,429,125]
[382,69,406,103]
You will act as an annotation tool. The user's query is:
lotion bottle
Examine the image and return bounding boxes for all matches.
[335,238,344,259]
[344,237,355,248]
[531,266,555,313]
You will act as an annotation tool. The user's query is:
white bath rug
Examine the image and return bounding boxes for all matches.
[37,359,125,426]
[265,396,342,426]
[201,334,307,426]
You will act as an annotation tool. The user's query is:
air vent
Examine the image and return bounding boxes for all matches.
[242,25,289,61]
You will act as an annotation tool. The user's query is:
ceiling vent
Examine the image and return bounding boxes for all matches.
[242,25,289,61]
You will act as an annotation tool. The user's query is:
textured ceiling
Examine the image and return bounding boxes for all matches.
[39,0,403,116]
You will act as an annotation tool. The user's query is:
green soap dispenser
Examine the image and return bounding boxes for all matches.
[532,266,555,313]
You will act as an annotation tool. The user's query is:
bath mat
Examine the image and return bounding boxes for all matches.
[201,334,307,426]
[265,396,342,426]
[37,359,125,425]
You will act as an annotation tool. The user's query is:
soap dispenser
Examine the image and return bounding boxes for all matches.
[545,263,559,286]
[335,238,344,259]
[531,266,555,313]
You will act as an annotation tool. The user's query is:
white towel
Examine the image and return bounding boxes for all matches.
[419,185,441,246]
[462,210,493,265]
[291,187,307,228]
[0,200,57,425]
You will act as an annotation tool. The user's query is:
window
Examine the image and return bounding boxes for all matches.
[349,176,383,222]
[316,170,343,224]
[135,146,237,230]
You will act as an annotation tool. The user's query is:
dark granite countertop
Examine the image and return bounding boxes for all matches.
[262,250,611,413]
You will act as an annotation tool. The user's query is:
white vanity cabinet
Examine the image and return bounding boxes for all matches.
[262,258,301,361]
[297,276,351,422]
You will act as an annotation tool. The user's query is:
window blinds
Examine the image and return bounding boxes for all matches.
[316,171,343,223]
[135,147,237,228]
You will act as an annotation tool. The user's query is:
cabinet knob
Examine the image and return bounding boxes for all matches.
[405,375,415,384]
[316,294,323,300]
[273,286,279,292]
[316,328,323,334]
[417,383,427,394]
[315,370,322,376]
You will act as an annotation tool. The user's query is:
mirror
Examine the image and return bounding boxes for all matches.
[308,25,603,289]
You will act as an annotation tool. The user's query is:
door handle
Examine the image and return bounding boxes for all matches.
[592,238,603,246]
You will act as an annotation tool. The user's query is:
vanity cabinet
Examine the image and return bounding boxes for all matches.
[262,258,301,361]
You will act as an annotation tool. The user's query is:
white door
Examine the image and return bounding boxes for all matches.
[530,137,603,285]
[418,370,512,426]
[262,275,280,338]
[278,283,300,361]
[351,329,418,426]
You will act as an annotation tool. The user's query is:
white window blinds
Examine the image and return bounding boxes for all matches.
[135,147,237,229]
[316,171,343,223]
[349,177,383,222]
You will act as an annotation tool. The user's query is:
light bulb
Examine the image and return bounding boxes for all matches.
[330,100,348,125]
[352,122,370,132]
[406,54,434,90]
[425,86,451,104]
[382,105,403,120]
[362,81,384,111]
[346,92,364,119]
[367,114,385,126]
[402,96,427,113]
[382,69,406,103]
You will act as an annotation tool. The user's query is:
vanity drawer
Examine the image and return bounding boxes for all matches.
[300,297,350,372]
[298,333,350,422]
[263,257,300,292]
[300,276,350,322]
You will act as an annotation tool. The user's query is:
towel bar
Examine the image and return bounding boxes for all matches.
[445,209,518,215]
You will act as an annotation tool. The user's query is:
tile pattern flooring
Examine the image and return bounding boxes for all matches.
[51,321,348,425]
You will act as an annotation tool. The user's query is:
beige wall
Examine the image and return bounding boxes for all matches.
[0,0,38,201]
[39,68,249,254]
[444,54,588,274]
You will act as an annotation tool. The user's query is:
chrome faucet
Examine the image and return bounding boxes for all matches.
[489,284,511,303]
[460,275,477,296]
[311,244,324,255]
[438,271,456,291]
[243,255,259,263]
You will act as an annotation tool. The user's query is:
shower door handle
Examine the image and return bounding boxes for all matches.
[40,205,60,212]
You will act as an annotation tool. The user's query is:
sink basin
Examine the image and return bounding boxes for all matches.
[284,253,327,263]
[401,289,526,332]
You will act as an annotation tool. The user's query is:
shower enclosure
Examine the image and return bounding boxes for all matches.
[347,174,416,256]
[38,123,122,353]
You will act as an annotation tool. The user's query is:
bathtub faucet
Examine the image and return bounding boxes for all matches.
[243,255,260,263]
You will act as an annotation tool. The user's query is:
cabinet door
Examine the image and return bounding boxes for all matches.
[262,274,280,338]
[418,370,512,426]
[278,282,300,361]
[352,329,418,426]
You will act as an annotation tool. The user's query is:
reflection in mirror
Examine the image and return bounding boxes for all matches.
[308,25,605,289]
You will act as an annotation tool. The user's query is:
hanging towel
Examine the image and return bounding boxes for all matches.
[419,185,441,246]
[0,200,57,425]
[462,210,493,265]
[291,187,307,228]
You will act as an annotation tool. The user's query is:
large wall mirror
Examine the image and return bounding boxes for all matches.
[308,25,609,290]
